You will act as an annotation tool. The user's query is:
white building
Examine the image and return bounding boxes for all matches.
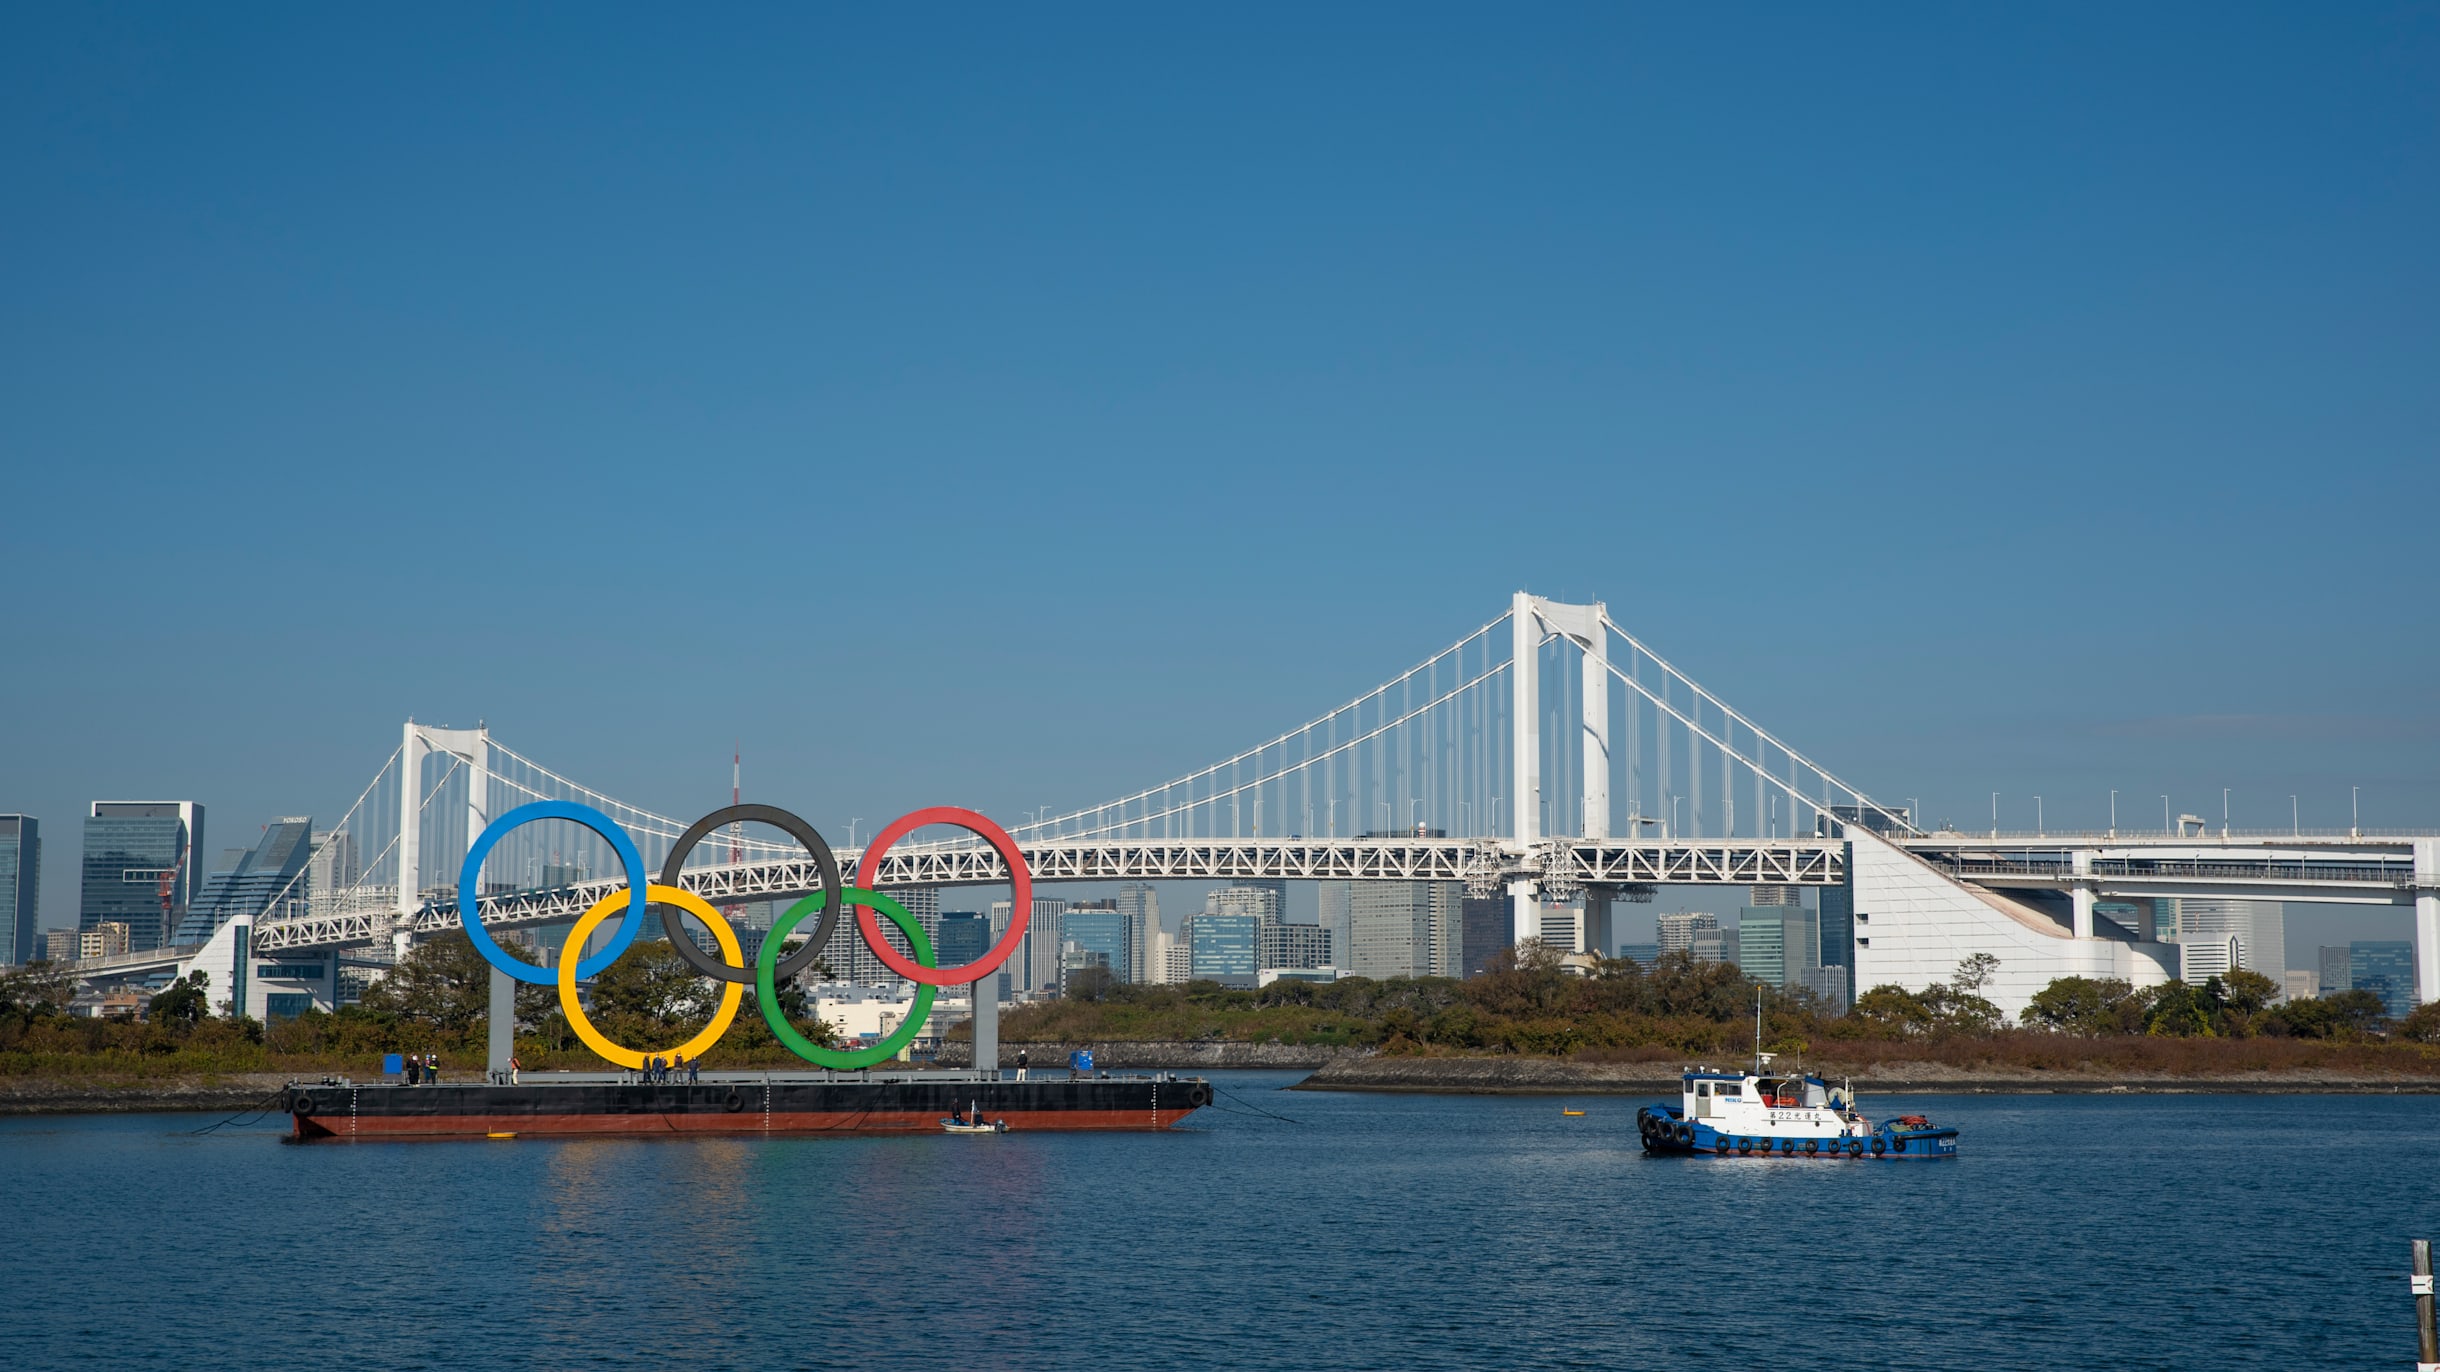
[1657,912,1718,955]
[1342,880,1460,979]
[1846,830,2178,1020]
[2172,900,2285,980]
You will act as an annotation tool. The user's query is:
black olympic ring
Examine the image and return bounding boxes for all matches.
[655,804,843,985]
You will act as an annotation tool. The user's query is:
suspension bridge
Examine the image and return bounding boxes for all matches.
[75,593,2440,1020]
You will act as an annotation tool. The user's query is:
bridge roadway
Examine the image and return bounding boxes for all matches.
[249,837,1845,954]
[141,829,2440,965]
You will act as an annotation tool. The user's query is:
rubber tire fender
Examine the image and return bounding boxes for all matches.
[1803,1139,1819,1156]
[1871,1137,1886,1155]
[1736,1138,1753,1155]
[1713,1138,1731,1155]
[1847,1139,1863,1157]
[723,1089,746,1113]
[1673,1122,1693,1146]
[1187,1083,1213,1109]
[291,1090,316,1117]
[1779,1139,1795,1156]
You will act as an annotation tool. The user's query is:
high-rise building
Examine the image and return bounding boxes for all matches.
[1803,964,1852,1013]
[2318,945,2352,995]
[1737,904,1819,990]
[2281,969,2319,1003]
[80,802,205,952]
[1114,884,1159,983]
[812,885,939,985]
[1459,894,1510,976]
[2175,901,2284,977]
[45,928,80,963]
[1060,903,1133,986]
[1749,885,1801,907]
[1161,928,1193,984]
[1819,879,1856,969]
[306,827,358,918]
[176,816,314,944]
[937,911,992,968]
[1186,912,1259,987]
[2154,898,2182,942]
[2180,934,2242,984]
[1344,881,1455,980]
[1319,882,1352,975]
[1258,917,1331,971]
[0,816,38,965]
[2350,941,2416,1020]
[1537,899,1583,955]
[1206,885,1281,920]
[1657,912,1719,955]
[1617,943,1661,966]
[1690,927,1738,966]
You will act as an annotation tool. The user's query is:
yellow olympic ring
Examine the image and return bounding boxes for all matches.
[556,884,745,1071]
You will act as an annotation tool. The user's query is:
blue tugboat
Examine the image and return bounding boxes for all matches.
[1636,997,1959,1161]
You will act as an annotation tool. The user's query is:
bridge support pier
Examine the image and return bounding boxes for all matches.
[2417,839,2438,1006]
[488,966,513,1079]
[971,978,998,1076]
[2070,850,2095,939]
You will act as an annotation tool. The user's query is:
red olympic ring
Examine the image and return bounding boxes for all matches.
[854,806,1032,987]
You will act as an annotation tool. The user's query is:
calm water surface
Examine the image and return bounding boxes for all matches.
[2,1075,2433,1370]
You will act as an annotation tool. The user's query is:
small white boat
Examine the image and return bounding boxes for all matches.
[941,1102,1009,1134]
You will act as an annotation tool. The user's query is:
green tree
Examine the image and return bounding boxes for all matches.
[1952,953,2001,996]
[1851,984,1937,1037]
[0,960,74,1026]
[2398,1000,2440,1043]
[2021,976,2146,1034]
[147,971,212,1029]
[358,933,493,1035]
[2214,968,2279,1036]
[2264,989,2390,1040]
[2144,981,2217,1037]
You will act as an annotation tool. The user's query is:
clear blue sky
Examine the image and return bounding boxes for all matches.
[4,6,2434,950]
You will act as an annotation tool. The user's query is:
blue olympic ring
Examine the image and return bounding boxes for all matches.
[458,800,649,984]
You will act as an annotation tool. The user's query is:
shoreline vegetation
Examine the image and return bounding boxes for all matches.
[6,937,2437,1113]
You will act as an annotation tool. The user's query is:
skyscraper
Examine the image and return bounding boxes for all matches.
[1818,878,1854,970]
[1060,903,1133,986]
[1319,882,1351,974]
[1113,883,1159,982]
[1345,882,1453,980]
[1258,917,1331,971]
[2350,941,2415,1020]
[0,816,38,965]
[813,885,939,985]
[1536,899,1583,955]
[176,816,314,944]
[1737,904,1820,990]
[937,911,991,968]
[1657,912,1719,955]
[1459,893,1510,976]
[1186,911,1259,987]
[80,802,205,952]
[2176,900,2284,977]
[2318,945,2352,995]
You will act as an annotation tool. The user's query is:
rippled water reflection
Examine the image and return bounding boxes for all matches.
[3,1076,2433,1370]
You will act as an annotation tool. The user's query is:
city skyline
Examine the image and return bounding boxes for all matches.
[4,8,2434,947]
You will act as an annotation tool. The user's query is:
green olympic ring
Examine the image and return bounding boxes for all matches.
[758,888,937,1070]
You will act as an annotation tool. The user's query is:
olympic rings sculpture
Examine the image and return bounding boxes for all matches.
[456,801,1032,1071]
